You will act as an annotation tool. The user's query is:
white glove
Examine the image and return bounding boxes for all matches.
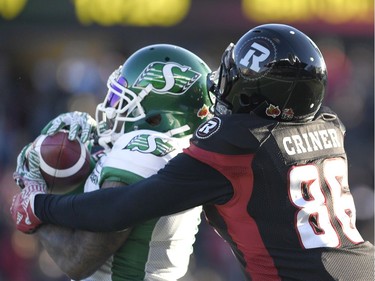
[13,145,47,190]
[11,148,47,233]
[41,111,97,143]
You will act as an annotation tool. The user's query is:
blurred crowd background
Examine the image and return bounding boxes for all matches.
[0,0,373,280]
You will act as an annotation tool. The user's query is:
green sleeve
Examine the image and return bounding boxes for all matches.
[99,166,145,186]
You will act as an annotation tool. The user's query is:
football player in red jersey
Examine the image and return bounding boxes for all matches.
[11,24,374,281]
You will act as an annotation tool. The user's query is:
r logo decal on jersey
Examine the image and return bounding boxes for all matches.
[195,117,221,139]
[124,134,175,156]
[133,62,201,95]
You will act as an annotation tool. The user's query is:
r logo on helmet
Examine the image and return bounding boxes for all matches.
[235,36,277,80]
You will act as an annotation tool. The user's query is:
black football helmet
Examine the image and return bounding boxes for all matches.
[209,23,327,121]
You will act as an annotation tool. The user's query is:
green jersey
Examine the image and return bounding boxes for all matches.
[79,129,202,281]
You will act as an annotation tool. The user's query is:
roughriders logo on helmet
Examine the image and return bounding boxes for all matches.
[133,62,201,95]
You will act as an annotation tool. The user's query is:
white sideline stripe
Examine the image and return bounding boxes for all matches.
[34,135,86,178]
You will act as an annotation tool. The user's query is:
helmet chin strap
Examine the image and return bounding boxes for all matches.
[98,129,124,152]
[165,125,191,137]
[98,134,115,153]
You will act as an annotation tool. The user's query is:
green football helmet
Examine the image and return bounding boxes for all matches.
[96,44,213,140]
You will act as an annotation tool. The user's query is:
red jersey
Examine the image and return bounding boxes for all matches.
[184,107,374,280]
[37,107,374,280]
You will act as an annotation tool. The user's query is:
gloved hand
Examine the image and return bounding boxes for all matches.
[11,148,47,233]
[13,143,47,189]
[41,111,97,143]
[10,184,44,233]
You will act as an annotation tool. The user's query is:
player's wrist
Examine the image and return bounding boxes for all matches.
[28,186,45,215]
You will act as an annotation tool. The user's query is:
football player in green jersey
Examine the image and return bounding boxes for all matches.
[15,44,213,281]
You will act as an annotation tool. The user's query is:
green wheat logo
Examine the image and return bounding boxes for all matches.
[133,62,201,95]
[124,134,175,156]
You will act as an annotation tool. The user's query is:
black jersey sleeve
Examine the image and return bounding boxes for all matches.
[34,153,233,232]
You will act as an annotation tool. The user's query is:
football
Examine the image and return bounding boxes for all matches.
[32,131,92,194]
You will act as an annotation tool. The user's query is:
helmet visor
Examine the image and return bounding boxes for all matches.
[106,76,128,109]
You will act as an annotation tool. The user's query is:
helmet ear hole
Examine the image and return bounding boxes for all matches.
[146,114,162,126]
[239,94,251,106]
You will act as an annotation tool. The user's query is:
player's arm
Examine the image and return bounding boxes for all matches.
[13,136,130,279]
[34,153,233,232]
[36,224,131,280]
[35,180,131,280]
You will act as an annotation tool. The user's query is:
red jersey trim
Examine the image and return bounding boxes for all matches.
[184,144,281,280]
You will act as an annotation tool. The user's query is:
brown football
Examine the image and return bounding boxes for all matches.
[33,131,91,194]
